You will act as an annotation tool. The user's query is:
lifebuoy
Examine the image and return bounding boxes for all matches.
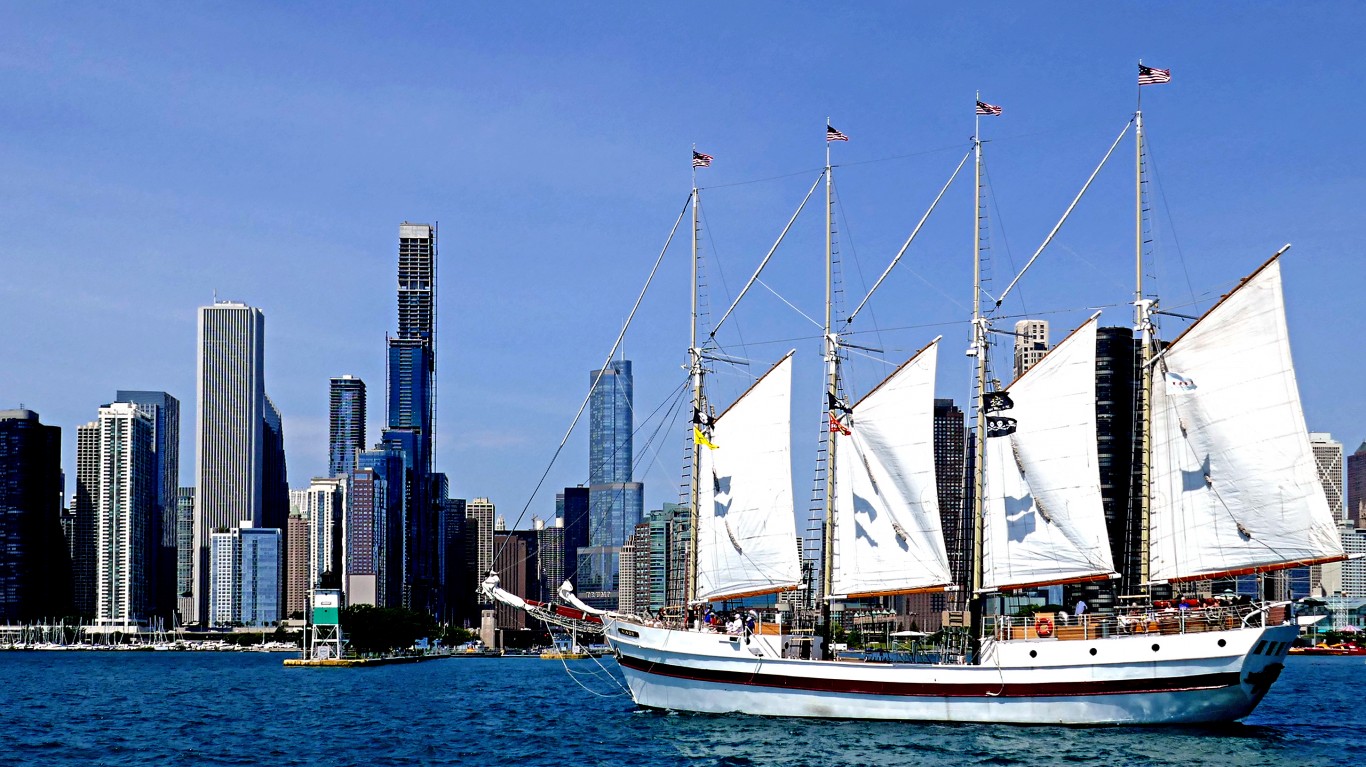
[1035,616,1054,638]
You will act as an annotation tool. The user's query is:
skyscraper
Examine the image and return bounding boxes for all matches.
[73,420,100,617]
[209,522,282,627]
[559,487,590,589]
[115,390,180,622]
[94,403,156,629]
[329,376,366,477]
[0,410,70,621]
[346,467,381,606]
[466,497,495,595]
[1310,433,1344,595]
[387,222,439,613]
[261,396,289,535]
[584,360,644,608]
[932,399,969,601]
[286,513,309,618]
[303,477,346,593]
[1013,319,1049,381]
[194,301,266,624]
[1348,442,1366,529]
[176,487,194,620]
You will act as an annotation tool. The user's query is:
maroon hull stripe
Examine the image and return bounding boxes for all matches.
[617,654,1241,699]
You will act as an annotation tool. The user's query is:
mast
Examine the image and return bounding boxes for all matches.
[969,97,988,618]
[821,120,839,631]
[1134,100,1153,592]
[686,153,704,609]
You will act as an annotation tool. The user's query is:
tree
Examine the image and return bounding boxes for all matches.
[340,605,437,654]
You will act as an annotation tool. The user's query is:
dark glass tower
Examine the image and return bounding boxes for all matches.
[385,222,438,614]
[0,410,71,621]
[116,390,181,622]
[328,376,366,477]
[933,399,969,607]
[583,361,644,608]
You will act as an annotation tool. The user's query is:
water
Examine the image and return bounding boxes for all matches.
[2,653,1358,766]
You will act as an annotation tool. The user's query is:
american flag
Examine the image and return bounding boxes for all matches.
[692,151,713,168]
[1138,64,1171,85]
[827,125,849,142]
[976,100,1003,116]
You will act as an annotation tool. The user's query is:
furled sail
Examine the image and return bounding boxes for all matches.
[1149,257,1344,582]
[981,315,1117,591]
[830,339,953,598]
[694,352,802,602]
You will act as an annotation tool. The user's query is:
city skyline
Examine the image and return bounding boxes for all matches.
[3,5,1366,523]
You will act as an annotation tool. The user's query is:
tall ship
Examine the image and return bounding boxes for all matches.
[487,69,1344,725]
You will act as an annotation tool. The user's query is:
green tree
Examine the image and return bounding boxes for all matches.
[340,605,437,654]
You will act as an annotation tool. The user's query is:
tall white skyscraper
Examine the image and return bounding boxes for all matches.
[1310,432,1345,595]
[193,301,266,624]
[304,477,347,593]
[210,522,283,627]
[95,402,155,629]
[1013,319,1050,381]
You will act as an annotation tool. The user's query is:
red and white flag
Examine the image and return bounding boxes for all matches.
[976,100,1003,116]
[1138,64,1171,85]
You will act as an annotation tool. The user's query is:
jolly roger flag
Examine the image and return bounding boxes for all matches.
[983,391,1015,413]
[987,416,1018,438]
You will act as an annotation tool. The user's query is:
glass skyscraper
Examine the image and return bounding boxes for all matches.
[582,360,644,608]
[328,375,366,477]
[387,222,439,614]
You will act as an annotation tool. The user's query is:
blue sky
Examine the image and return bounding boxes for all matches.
[2,3,1364,526]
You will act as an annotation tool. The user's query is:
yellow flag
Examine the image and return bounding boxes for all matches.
[693,426,718,450]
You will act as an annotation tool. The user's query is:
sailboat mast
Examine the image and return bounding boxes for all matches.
[821,121,838,604]
[687,171,703,608]
[969,101,988,605]
[1134,106,1153,592]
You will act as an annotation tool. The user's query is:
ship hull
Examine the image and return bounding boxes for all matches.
[605,619,1295,725]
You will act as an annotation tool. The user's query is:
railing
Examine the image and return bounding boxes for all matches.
[990,602,1275,642]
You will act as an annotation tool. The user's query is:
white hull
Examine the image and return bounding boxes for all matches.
[605,618,1295,725]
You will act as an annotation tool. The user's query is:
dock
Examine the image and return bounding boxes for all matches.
[283,654,456,668]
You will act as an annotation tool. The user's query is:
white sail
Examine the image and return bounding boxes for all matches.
[981,316,1116,591]
[831,339,953,598]
[694,353,802,602]
[1149,258,1343,582]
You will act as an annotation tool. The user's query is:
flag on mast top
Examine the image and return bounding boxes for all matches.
[827,125,849,142]
[692,150,713,168]
[976,100,1003,116]
[1138,64,1172,85]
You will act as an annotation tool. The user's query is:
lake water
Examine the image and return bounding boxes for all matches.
[2,652,1358,766]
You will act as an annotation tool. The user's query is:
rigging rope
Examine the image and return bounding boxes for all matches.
[493,193,691,566]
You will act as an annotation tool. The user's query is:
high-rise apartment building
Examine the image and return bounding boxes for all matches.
[74,420,100,616]
[346,467,381,606]
[932,399,969,602]
[176,487,194,620]
[466,498,495,593]
[1013,319,1049,381]
[584,361,644,608]
[194,301,266,623]
[329,376,366,477]
[492,530,538,631]
[303,478,346,593]
[209,522,282,627]
[1348,441,1366,529]
[94,403,156,628]
[0,410,70,621]
[115,391,180,621]
[286,512,310,618]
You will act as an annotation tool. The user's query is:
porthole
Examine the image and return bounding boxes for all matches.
[1217,638,1227,648]
[1089,647,1097,656]
[1151,644,1160,652]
